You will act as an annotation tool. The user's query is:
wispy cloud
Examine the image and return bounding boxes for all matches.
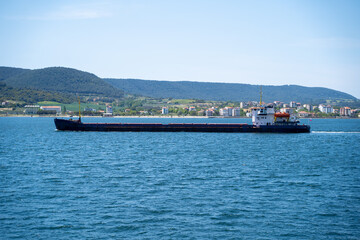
[46,8,110,20]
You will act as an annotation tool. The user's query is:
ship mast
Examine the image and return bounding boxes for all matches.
[259,86,263,106]
[78,95,81,122]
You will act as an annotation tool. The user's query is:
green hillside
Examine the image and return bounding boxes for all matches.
[3,67,123,97]
[0,66,30,81]
[0,82,76,103]
[1,66,357,105]
[105,78,358,103]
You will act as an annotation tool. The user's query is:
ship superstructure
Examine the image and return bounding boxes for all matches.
[250,86,301,127]
[251,105,300,127]
[251,106,275,126]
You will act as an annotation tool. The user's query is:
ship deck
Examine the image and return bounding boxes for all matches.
[54,118,311,133]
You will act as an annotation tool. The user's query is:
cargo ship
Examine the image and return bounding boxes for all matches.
[54,105,310,133]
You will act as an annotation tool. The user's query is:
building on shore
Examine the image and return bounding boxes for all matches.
[220,107,233,117]
[205,109,214,117]
[106,105,113,114]
[40,106,61,114]
[197,110,205,116]
[280,108,293,114]
[232,107,241,117]
[219,108,228,117]
[139,111,148,115]
[102,105,113,117]
[340,107,351,116]
[24,105,40,114]
[303,104,312,111]
[273,101,281,107]
[84,108,97,112]
[289,101,297,108]
[296,103,302,110]
[298,111,310,118]
[189,107,196,112]
[162,107,169,115]
[319,104,333,114]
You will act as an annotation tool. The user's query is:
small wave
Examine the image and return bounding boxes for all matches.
[312,131,360,134]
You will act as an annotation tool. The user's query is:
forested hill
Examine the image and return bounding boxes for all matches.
[104,78,357,103]
[0,66,357,104]
[0,67,31,81]
[1,67,123,97]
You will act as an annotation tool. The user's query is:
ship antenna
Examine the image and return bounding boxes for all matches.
[260,86,263,106]
[78,95,81,122]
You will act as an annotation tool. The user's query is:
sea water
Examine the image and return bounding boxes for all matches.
[0,117,359,239]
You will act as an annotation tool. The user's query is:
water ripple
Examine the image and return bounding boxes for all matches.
[1,117,359,239]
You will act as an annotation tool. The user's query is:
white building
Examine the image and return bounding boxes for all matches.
[303,104,312,111]
[24,105,40,114]
[289,101,297,108]
[219,108,229,117]
[273,101,281,107]
[106,105,112,114]
[103,105,113,117]
[220,107,233,117]
[280,108,294,114]
[340,107,351,116]
[232,107,241,117]
[205,109,214,117]
[40,106,61,114]
[319,104,333,114]
[189,107,196,112]
[84,108,97,112]
[162,107,169,115]
[298,111,310,118]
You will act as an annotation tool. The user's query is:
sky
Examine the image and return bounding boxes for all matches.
[0,0,359,98]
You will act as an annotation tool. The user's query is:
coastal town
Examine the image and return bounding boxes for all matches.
[161,100,359,118]
[1,98,359,118]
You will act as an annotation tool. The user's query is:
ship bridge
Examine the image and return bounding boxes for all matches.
[251,106,275,126]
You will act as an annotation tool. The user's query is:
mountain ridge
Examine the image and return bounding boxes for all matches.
[0,66,357,104]
[1,67,123,98]
[104,78,357,103]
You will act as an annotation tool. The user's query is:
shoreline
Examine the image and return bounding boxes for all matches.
[0,114,249,119]
[0,115,357,119]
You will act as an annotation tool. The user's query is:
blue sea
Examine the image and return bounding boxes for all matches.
[1,117,359,239]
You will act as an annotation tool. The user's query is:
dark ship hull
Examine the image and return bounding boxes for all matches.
[54,118,310,133]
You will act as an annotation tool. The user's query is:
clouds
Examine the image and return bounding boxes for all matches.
[42,7,111,20]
